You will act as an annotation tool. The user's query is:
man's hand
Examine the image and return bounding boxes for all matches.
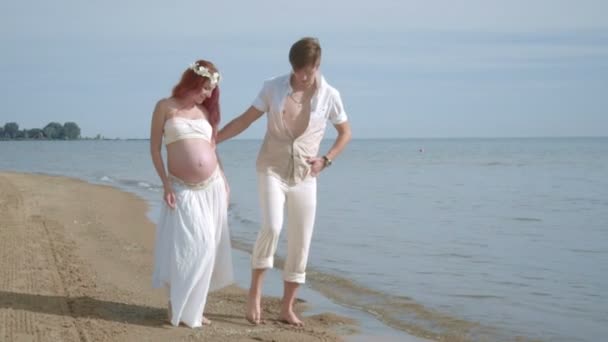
[306,157,326,177]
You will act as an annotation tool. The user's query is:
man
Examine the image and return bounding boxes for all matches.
[217,37,352,326]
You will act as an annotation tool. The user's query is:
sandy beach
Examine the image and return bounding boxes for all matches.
[0,171,359,342]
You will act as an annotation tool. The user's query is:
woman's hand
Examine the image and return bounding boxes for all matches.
[163,184,176,209]
[307,157,326,177]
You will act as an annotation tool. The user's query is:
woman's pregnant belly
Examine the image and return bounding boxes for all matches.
[166,139,218,183]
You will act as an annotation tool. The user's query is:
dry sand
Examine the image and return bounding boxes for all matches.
[0,172,358,342]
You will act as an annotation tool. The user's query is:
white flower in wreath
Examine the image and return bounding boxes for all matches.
[189,63,221,86]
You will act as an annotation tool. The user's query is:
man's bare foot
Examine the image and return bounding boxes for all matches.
[166,301,173,324]
[245,291,262,325]
[279,309,304,327]
[202,316,211,325]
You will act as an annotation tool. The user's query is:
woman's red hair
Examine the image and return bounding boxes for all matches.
[172,60,221,140]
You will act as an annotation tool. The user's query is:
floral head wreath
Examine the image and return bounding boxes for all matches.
[189,62,221,86]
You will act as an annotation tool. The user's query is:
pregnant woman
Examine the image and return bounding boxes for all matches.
[149,60,233,328]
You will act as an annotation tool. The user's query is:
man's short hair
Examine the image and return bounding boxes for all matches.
[289,37,322,70]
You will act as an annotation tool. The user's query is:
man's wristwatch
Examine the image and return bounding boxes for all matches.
[322,155,332,167]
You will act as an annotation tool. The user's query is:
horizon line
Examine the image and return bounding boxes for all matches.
[67,135,608,141]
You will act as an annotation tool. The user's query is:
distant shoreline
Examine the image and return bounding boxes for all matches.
[1,136,606,142]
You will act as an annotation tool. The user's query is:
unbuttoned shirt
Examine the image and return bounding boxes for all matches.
[252,73,348,184]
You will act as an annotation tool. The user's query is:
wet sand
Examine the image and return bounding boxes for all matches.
[0,172,358,341]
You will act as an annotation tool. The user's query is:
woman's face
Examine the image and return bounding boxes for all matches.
[190,79,216,104]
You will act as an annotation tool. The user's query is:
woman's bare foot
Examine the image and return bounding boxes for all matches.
[245,291,262,325]
[279,309,304,327]
[202,316,211,325]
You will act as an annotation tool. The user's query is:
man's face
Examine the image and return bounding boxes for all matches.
[292,62,320,89]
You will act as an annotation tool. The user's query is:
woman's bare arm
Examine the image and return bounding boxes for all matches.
[150,100,170,188]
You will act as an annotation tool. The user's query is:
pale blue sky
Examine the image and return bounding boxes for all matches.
[1,0,607,138]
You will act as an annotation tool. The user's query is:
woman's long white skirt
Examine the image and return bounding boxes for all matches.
[152,168,233,328]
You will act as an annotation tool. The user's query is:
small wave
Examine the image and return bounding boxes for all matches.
[97,176,165,192]
[100,176,114,183]
[229,212,257,226]
[583,293,600,298]
[115,178,162,190]
[120,179,146,187]
[512,217,543,222]
[237,217,256,225]
[458,241,489,248]
[488,280,530,288]
[470,259,493,264]
[430,252,474,259]
[482,161,529,168]
[568,248,606,254]
[447,294,505,300]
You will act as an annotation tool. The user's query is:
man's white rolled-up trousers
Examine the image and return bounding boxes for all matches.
[251,173,317,284]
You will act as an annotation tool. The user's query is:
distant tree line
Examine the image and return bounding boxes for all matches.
[0,122,81,140]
